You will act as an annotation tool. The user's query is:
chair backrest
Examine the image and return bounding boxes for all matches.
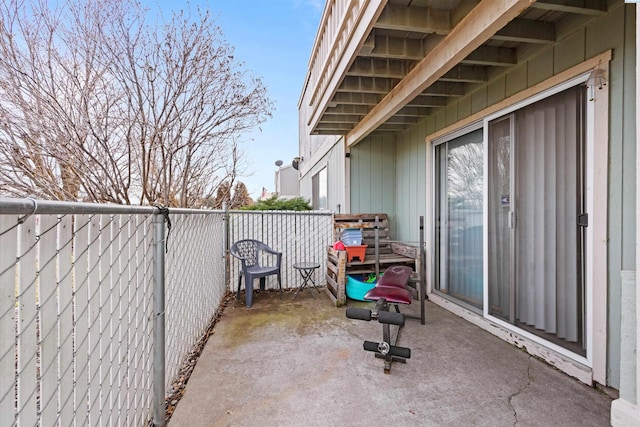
[230,239,262,267]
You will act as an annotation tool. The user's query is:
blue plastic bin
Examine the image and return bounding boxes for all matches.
[346,274,377,301]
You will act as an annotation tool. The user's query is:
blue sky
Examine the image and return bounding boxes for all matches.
[150,0,324,199]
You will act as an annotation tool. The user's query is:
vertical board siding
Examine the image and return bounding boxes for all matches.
[350,134,397,224]
[395,123,427,243]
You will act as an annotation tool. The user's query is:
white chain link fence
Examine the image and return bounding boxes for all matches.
[0,199,334,426]
[227,210,334,296]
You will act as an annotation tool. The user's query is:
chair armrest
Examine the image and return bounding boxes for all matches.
[229,250,248,264]
[262,246,280,256]
[261,246,282,268]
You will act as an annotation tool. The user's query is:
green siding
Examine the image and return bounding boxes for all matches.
[471,87,488,114]
[395,122,427,242]
[554,30,586,73]
[349,0,635,389]
[505,63,527,98]
[527,46,554,87]
[350,134,397,235]
[487,75,506,107]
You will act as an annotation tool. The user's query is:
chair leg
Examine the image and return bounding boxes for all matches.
[259,277,266,291]
[245,278,254,308]
[277,273,282,298]
[236,274,243,300]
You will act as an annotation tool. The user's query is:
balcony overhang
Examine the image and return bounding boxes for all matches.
[302,0,608,146]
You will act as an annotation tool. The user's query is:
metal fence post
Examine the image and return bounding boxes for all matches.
[223,202,230,292]
[153,210,166,427]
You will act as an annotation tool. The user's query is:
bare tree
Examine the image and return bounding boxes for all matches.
[0,0,272,206]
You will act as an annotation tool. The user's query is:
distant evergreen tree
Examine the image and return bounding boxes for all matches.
[243,196,312,211]
[231,182,253,208]
[212,181,232,209]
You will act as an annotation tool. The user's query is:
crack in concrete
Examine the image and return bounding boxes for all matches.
[508,355,534,426]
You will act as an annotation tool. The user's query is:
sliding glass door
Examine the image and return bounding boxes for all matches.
[487,86,586,355]
[434,84,587,356]
[434,129,483,310]
[487,116,513,322]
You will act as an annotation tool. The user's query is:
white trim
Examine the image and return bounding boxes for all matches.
[590,62,610,385]
[432,121,483,146]
[585,85,595,370]
[425,139,433,295]
[487,313,589,365]
[427,58,610,383]
[611,398,639,427]
[484,73,590,121]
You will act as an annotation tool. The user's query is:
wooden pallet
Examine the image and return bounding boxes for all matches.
[325,213,420,306]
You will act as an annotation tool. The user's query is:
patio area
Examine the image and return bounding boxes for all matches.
[169,288,612,427]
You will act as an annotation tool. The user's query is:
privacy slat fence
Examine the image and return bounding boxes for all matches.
[228,210,334,295]
[0,198,334,426]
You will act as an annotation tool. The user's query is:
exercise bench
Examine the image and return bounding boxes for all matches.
[345,265,413,374]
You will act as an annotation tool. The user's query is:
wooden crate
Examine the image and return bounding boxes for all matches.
[325,213,420,306]
[333,213,393,257]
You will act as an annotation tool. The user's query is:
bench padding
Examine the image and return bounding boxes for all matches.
[376,266,413,289]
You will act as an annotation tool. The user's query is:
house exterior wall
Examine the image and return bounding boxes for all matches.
[395,122,428,243]
[275,165,300,198]
[346,1,636,390]
[299,136,347,213]
[301,0,640,414]
[349,133,398,237]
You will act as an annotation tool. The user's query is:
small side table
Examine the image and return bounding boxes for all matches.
[292,262,321,299]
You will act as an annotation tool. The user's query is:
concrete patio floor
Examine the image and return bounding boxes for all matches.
[169,287,612,427]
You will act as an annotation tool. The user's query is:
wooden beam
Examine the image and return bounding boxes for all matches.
[347,0,535,147]
[439,65,489,83]
[421,81,466,97]
[408,95,448,107]
[374,4,451,35]
[346,57,413,79]
[315,122,355,131]
[383,115,419,125]
[330,92,382,106]
[492,18,555,44]
[374,123,410,132]
[312,130,348,135]
[338,76,400,94]
[396,105,433,117]
[325,104,371,115]
[461,46,518,67]
[320,114,361,123]
[360,34,431,60]
[530,0,607,16]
